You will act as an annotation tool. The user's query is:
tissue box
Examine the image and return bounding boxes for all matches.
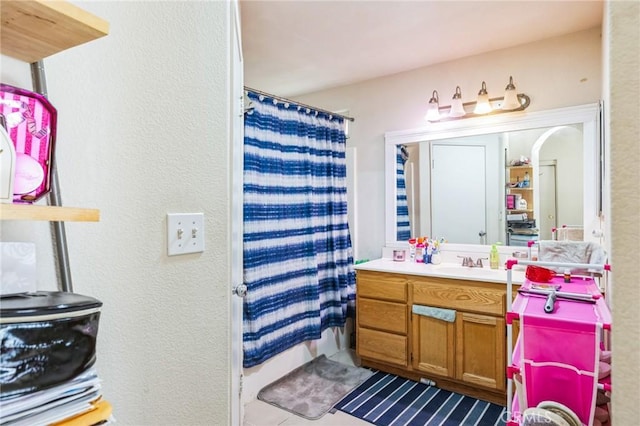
[0,242,37,296]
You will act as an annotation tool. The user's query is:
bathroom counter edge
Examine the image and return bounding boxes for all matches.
[354,258,525,284]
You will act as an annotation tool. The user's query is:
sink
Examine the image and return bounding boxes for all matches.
[429,265,504,278]
[355,259,526,284]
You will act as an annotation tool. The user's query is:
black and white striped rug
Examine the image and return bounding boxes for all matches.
[334,371,507,426]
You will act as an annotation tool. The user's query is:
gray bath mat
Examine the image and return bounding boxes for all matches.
[257,354,374,420]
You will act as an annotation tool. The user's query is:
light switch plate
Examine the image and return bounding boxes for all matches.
[167,213,205,256]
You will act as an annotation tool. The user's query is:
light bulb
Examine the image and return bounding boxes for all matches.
[474,81,492,114]
[425,90,440,122]
[502,76,521,110]
[449,86,466,118]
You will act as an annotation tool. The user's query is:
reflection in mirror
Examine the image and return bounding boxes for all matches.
[386,104,601,247]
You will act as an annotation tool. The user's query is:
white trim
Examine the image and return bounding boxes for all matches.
[230,1,244,425]
[384,103,600,144]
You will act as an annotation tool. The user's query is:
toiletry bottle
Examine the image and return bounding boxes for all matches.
[563,268,571,283]
[517,197,528,210]
[490,244,500,270]
[408,238,417,262]
[415,238,425,263]
[523,171,530,187]
[431,249,442,265]
[424,244,432,264]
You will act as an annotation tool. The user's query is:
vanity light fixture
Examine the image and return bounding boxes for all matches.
[502,76,521,110]
[424,90,441,121]
[424,76,530,122]
[474,81,492,114]
[448,86,466,118]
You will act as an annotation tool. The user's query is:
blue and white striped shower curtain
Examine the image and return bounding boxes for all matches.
[396,145,411,241]
[242,91,356,368]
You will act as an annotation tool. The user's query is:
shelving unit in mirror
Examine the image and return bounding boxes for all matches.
[506,165,534,216]
[506,165,538,246]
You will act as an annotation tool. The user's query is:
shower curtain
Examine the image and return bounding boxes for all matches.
[396,145,411,241]
[242,91,356,368]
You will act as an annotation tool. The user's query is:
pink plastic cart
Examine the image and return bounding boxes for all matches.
[505,259,612,426]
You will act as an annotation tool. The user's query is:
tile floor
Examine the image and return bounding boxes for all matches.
[243,350,371,426]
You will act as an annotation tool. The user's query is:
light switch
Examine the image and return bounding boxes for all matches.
[167,213,205,256]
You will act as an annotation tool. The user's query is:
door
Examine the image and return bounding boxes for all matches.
[412,314,455,378]
[230,1,244,424]
[538,163,558,240]
[455,312,505,391]
[431,144,486,243]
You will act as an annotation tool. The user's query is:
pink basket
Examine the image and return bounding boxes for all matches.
[511,275,610,425]
[0,83,57,203]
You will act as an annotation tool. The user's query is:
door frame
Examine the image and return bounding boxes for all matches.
[538,161,558,240]
[230,0,244,424]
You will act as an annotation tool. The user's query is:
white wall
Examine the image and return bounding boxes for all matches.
[607,1,640,424]
[295,28,602,261]
[1,1,232,424]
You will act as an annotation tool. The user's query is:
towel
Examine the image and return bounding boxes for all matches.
[556,227,584,241]
[538,240,607,273]
[412,305,456,323]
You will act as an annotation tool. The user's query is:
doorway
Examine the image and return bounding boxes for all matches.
[538,162,558,240]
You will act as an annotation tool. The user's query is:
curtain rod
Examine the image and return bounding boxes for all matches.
[244,86,355,122]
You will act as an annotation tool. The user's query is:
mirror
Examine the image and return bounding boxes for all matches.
[385,103,602,247]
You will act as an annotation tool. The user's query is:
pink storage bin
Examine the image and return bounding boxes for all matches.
[521,360,598,424]
[519,303,601,371]
[511,275,610,426]
[0,83,57,203]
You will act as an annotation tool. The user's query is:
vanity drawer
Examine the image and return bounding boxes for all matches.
[357,327,408,367]
[412,278,505,316]
[357,271,407,302]
[358,298,407,334]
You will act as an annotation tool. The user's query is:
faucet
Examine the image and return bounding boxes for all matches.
[458,256,473,267]
[474,258,488,268]
[458,256,487,267]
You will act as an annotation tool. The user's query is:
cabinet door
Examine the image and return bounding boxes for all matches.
[412,314,455,378]
[456,312,506,391]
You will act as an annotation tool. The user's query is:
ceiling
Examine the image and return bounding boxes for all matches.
[240,0,603,98]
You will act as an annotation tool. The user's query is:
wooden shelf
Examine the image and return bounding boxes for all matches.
[1,1,107,224]
[1,0,109,63]
[0,204,100,222]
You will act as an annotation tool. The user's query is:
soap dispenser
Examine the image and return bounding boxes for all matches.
[490,244,501,270]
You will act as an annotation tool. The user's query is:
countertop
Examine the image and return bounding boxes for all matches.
[354,258,525,284]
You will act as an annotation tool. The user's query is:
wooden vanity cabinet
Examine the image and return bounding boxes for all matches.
[355,270,510,405]
[412,277,506,392]
[356,271,409,368]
